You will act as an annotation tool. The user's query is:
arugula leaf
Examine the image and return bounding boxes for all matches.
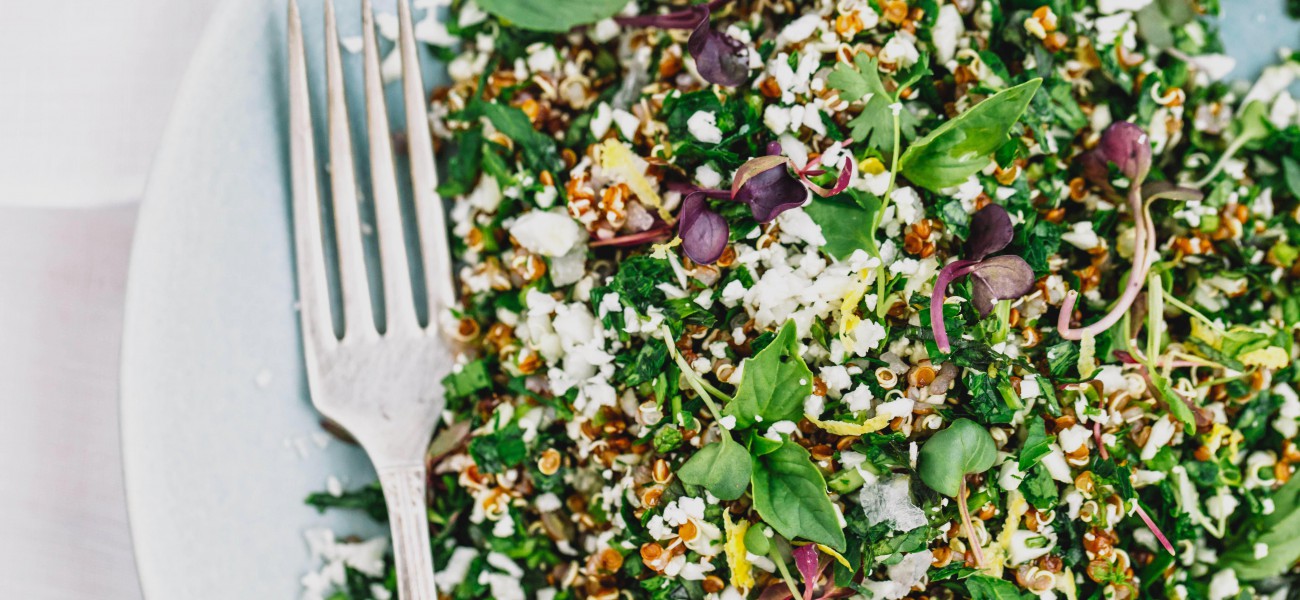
[677,439,753,501]
[964,574,1027,599]
[306,483,388,522]
[473,0,627,32]
[803,190,882,260]
[1018,417,1055,471]
[750,440,847,551]
[723,320,812,429]
[1222,475,1300,579]
[900,78,1042,192]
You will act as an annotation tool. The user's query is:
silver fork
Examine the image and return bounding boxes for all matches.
[288,0,453,597]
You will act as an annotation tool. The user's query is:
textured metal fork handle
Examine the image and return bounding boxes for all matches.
[378,463,437,600]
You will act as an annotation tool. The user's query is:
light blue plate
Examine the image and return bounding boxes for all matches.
[119,1,1294,598]
[120,0,440,597]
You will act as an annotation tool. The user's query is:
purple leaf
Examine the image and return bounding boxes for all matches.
[792,544,819,600]
[967,255,1036,317]
[1077,149,1111,190]
[687,7,750,87]
[966,204,1014,261]
[1097,121,1151,182]
[929,260,979,353]
[800,156,855,198]
[733,158,808,223]
[679,192,729,264]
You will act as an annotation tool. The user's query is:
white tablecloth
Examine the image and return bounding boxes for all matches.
[0,0,223,597]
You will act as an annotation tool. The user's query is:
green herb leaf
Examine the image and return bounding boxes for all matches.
[1018,417,1055,471]
[899,78,1042,192]
[828,53,910,153]
[468,421,528,473]
[917,418,997,497]
[677,439,753,501]
[480,102,562,172]
[305,483,387,522]
[723,320,812,429]
[750,440,847,551]
[442,359,492,398]
[473,0,628,32]
[803,190,882,260]
[1222,475,1300,579]
[1021,465,1059,510]
[964,574,1026,600]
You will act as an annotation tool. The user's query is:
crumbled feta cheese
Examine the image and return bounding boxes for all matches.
[686,111,724,144]
[509,210,582,256]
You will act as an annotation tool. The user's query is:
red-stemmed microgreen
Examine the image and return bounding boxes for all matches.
[1094,421,1176,555]
[615,0,749,87]
[928,203,1036,353]
[1057,123,1204,341]
[678,154,814,264]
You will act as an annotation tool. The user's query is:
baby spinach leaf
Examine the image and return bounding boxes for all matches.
[1222,475,1300,580]
[750,441,847,551]
[900,78,1042,192]
[917,418,997,497]
[474,0,628,32]
[723,320,812,429]
[677,438,753,501]
[803,190,882,260]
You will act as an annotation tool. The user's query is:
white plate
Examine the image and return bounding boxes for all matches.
[121,0,442,596]
[120,0,1295,597]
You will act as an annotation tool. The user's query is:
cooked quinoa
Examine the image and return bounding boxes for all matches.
[305,1,1300,599]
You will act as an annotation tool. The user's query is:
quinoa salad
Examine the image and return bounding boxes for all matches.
[302,1,1300,599]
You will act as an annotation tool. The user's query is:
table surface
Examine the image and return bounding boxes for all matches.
[0,0,222,597]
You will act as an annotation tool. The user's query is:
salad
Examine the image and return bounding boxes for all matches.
[303,0,1300,599]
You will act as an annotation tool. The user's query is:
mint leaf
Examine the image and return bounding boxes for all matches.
[678,439,753,501]
[723,320,812,429]
[900,78,1042,192]
[751,440,846,551]
[474,0,627,32]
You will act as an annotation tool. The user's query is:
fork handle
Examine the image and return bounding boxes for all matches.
[378,463,438,600]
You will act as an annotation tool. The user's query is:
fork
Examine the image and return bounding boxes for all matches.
[287,0,453,597]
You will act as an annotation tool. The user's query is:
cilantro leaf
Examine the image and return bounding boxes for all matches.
[1018,417,1056,471]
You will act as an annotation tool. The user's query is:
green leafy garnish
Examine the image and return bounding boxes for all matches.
[677,438,753,501]
[473,0,628,32]
[722,320,812,429]
[750,440,847,551]
[899,78,1042,192]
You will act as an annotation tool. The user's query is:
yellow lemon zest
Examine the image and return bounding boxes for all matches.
[859,157,886,175]
[651,237,682,259]
[838,269,872,337]
[807,413,892,436]
[1239,346,1288,369]
[816,544,852,569]
[1189,318,1221,347]
[723,512,755,593]
[600,139,669,221]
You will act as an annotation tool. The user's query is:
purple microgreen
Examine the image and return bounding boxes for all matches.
[1096,121,1152,182]
[793,544,819,600]
[965,203,1015,261]
[1058,126,1200,341]
[732,156,809,223]
[731,155,790,194]
[678,192,729,264]
[616,1,748,88]
[798,154,856,198]
[687,6,750,87]
[928,204,1035,353]
[766,140,783,156]
[967,255,1037,317]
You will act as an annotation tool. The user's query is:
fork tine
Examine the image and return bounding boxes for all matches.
[361,0,419,333]
[287,0,336,347]
[324,0,376,339]
[396,0,457,320]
